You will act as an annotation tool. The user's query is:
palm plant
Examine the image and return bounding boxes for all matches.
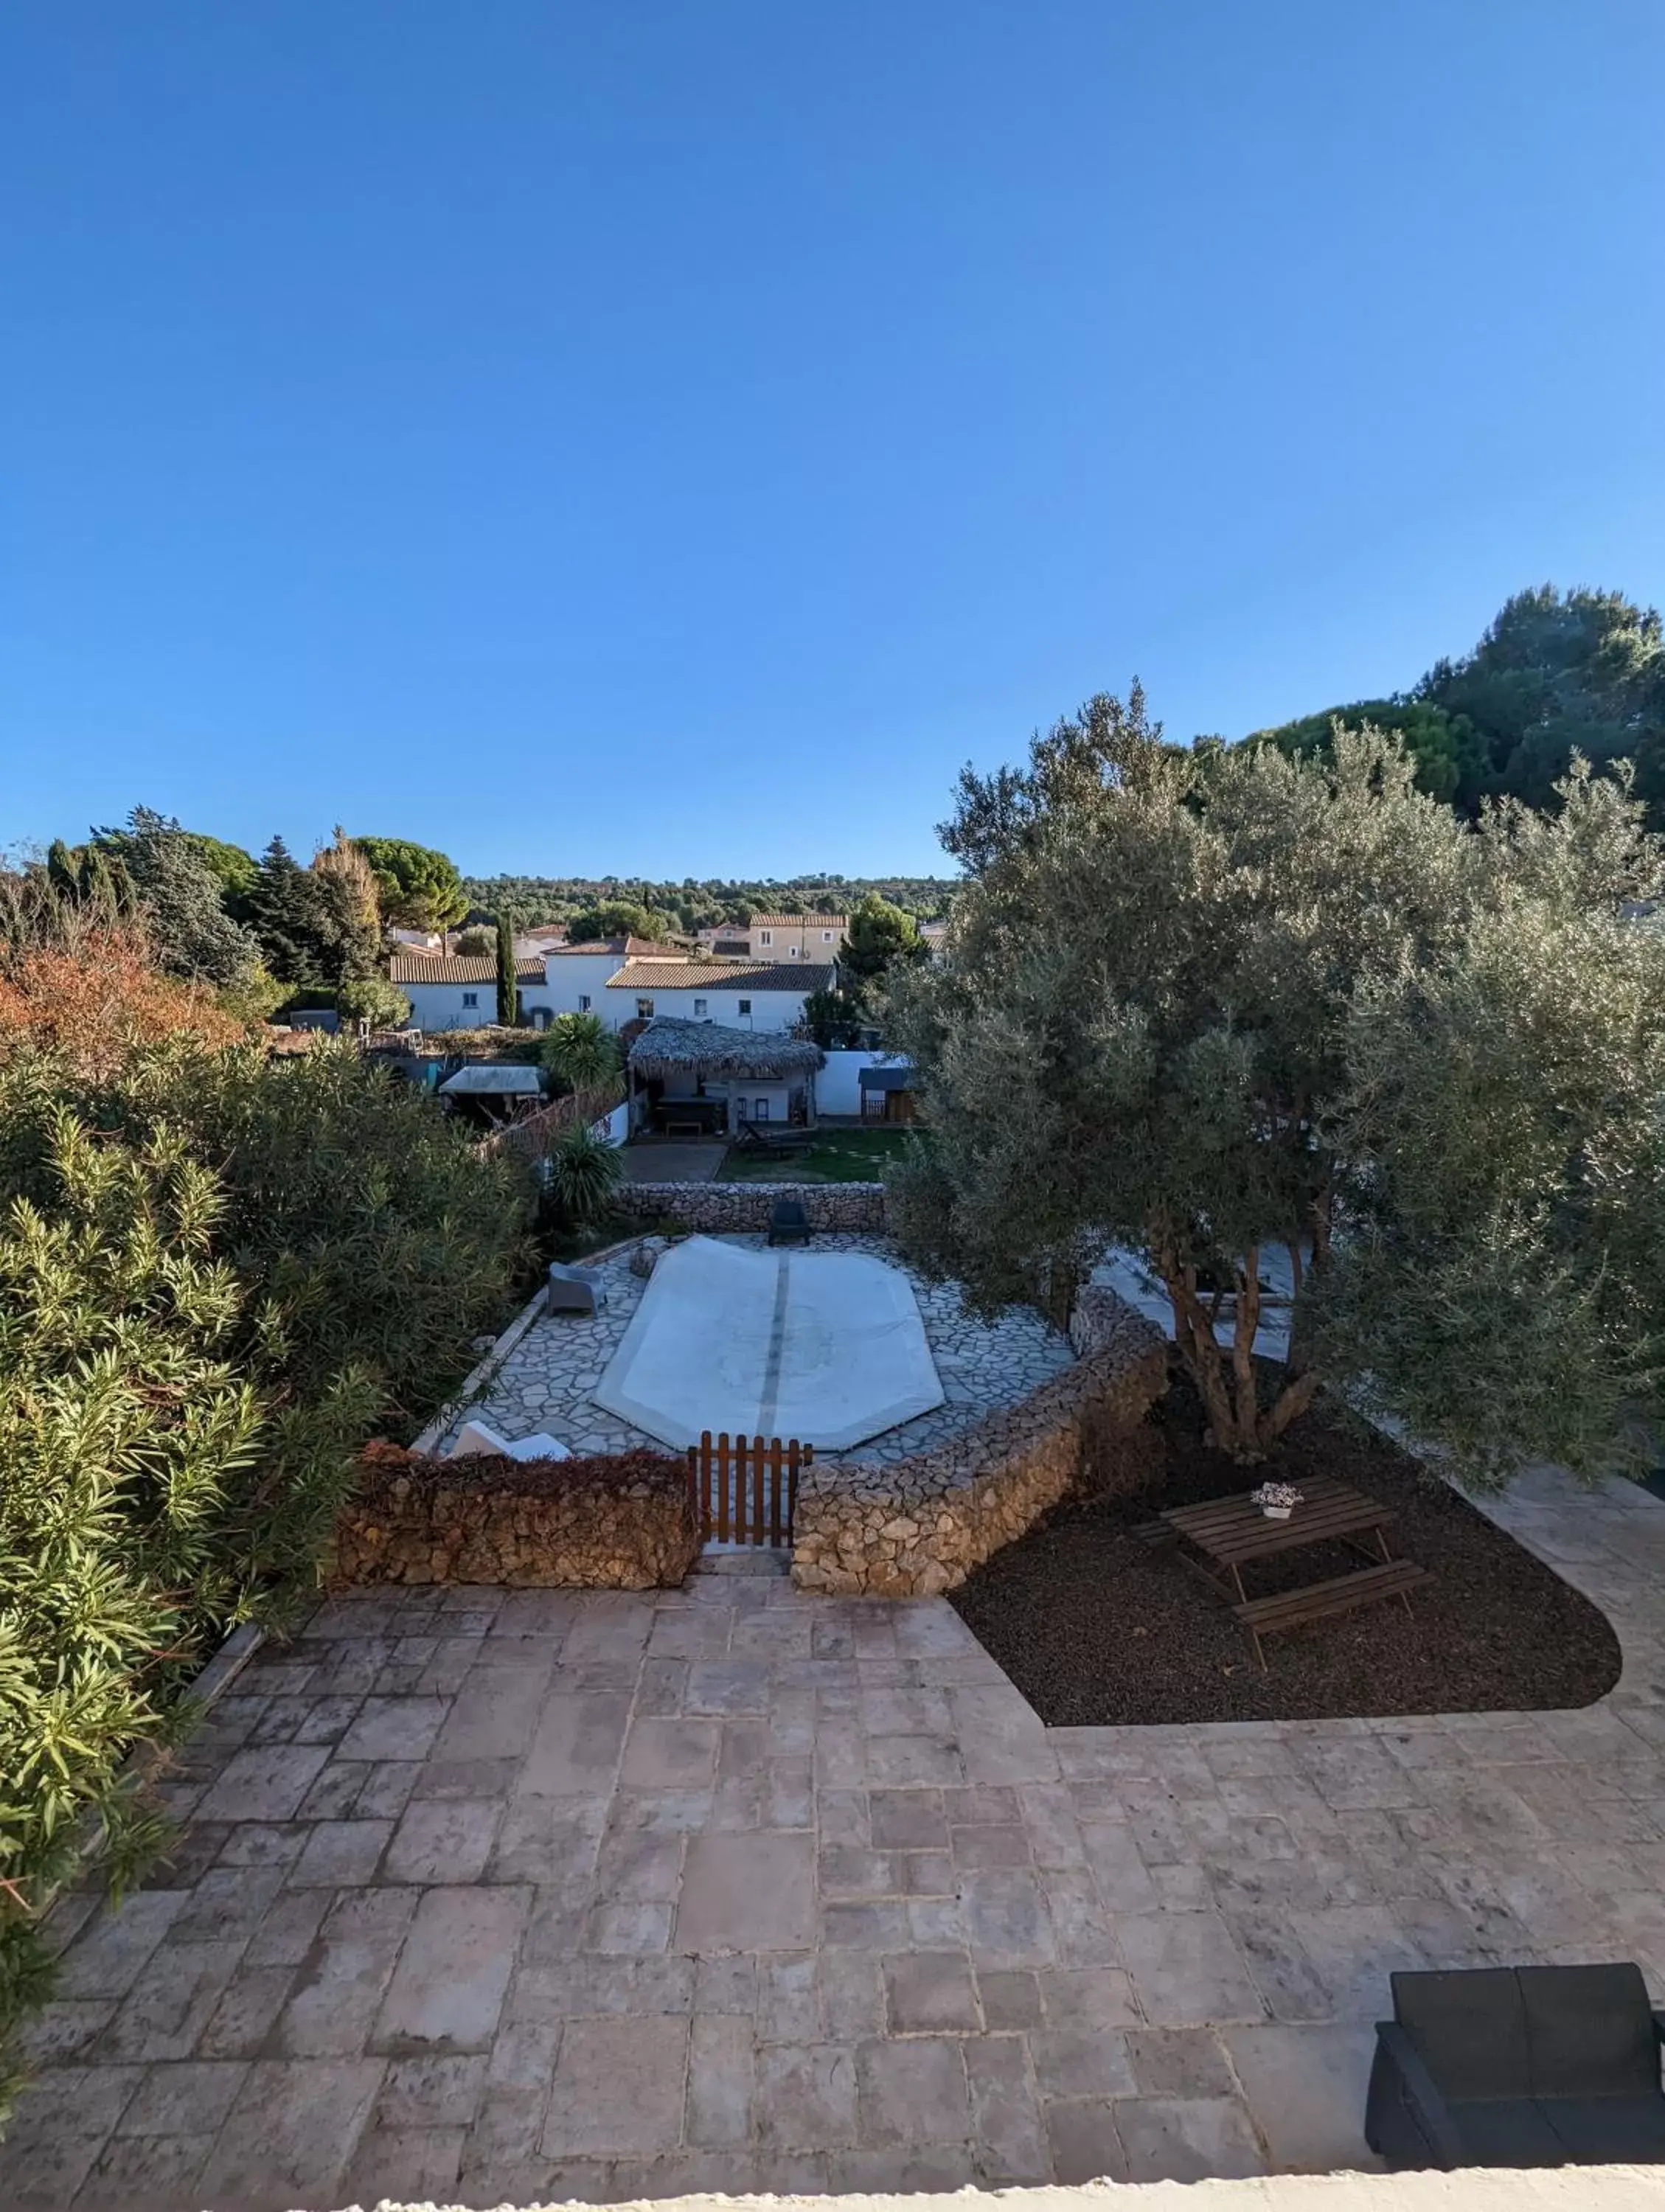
[546,1120,625,1227]
[540,1012,621,1102]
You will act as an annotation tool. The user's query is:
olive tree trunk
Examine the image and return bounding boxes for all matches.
[1155,1240,1321,1460]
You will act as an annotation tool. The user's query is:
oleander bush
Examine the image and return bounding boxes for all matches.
[0,1040,532,2113]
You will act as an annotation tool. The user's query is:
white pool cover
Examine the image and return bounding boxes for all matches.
[592,1235,945,1451]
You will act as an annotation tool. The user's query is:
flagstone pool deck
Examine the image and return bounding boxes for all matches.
[7,1465,1665,2211]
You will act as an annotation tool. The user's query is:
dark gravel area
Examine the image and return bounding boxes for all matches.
[950,1368,1622,1725]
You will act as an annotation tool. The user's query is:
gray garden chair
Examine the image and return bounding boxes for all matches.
[767,1197,812,1246]
[546,1260,605,1316]
[1365,1963,1665,2168]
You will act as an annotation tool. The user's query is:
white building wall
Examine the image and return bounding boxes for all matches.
[402,978,496,1030]
[608,984,810,1032]
[538,953,629,1023]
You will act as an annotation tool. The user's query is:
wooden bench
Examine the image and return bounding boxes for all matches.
[1130,1518,1178,1551]
[1232,1559,1428,1667]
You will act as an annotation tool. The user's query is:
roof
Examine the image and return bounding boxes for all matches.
[605,961,836,992]
[749,912,847,929]
[438,1065,546,1096]
[859,1063,916,1092]
[543,934,678,959]
[627,1017,824,1080]
[389,954,543,983]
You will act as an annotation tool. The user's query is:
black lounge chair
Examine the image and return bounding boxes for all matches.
[1366,1964,1665,2169]
[767,1197,812,1246]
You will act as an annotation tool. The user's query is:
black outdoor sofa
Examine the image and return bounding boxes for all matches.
[1366,1964,1665,2168]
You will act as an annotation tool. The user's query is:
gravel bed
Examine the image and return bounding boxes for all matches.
[950,1371,1622,1725]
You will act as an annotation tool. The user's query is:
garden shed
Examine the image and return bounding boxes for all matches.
[626,1017,824,1135]
[859,1060,920,1122]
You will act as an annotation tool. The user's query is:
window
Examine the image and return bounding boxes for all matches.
[693,998,707,1017]
[788,945,799,958]
[759,928,773,945]
[734,1096,748,1122]
[822,930,833,942]
[578,993,591,1012]
[462,991,478,1009]
[636,997,653,1019]
[737,998,751,1018]
[753,1096,771,1121]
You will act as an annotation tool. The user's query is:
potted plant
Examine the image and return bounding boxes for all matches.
[1251,1480,1302,1521]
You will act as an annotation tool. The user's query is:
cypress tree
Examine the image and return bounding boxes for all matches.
[46,838,82,901]
[496,906,519,1026]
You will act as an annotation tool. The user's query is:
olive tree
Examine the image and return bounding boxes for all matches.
[1309,796,1665,1484]
[888,688,1664,1481]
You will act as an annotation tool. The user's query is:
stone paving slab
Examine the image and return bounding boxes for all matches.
[5,1470,1665,2207]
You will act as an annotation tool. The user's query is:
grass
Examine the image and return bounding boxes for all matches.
[718,1126,913,1183]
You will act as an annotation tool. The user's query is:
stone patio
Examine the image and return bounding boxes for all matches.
[6,1465,1665,2211]
[437,1234,1075,1464]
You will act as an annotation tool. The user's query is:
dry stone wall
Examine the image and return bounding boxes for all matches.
[626,1180,888,1233]
[331,1444,699,1590]
[792,1284,1169,1596]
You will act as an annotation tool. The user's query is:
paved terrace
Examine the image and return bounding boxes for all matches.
[6,1468,1665,2211]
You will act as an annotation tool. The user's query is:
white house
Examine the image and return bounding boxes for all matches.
[388,939,828,1036]
[604,959,833,1034]
[389,953,548,1031]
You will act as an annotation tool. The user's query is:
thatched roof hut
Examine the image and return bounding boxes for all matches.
[627,1018,823,1082]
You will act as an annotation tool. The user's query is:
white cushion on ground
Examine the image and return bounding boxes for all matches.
[449,1420,572,1462]
[592,1234,945,1452]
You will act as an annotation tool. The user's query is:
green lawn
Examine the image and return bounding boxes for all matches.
[719,1126,913,1183]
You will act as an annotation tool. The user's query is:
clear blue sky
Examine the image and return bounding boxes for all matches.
[4,2,1663,880]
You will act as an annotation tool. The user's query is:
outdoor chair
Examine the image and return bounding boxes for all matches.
[546,1260,605,1317]
[767,1197,813,1246]
[1365,1964,1665,2169]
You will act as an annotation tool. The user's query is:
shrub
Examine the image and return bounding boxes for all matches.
[100,1043,537,1433]
[545,1120,626,1229]
[335,975,412,1029]
[0,1079,378,2110]
[0,926,248,1074]
[539,1010,621,1096]
[0,1040,534,2100]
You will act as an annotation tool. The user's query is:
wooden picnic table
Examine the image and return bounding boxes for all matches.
[1152,1472,1427,1666]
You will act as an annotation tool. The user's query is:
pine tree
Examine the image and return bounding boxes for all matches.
[496,905,520,1026]
[248,836,328,987]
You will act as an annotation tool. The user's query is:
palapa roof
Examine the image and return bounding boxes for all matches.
[626,1017,824,1080]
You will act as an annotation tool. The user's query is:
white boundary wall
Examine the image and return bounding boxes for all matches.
[818,1049,908,1116]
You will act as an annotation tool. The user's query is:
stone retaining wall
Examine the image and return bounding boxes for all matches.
[331,1444,700,1590]
[626,1180,888,1233]
[792,1285,1169,1596]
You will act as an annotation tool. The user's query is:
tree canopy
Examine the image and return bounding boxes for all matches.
[1246,585,1665,827]
[93,809,262,987]
[841,892,929,993]
[889,687,1665,1483]
[562,900,666,945]
[354,835,467,931]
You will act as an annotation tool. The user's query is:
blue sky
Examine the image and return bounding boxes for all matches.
[4,1,1663,880]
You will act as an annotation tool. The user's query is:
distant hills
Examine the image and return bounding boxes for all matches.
[456,874,958,931]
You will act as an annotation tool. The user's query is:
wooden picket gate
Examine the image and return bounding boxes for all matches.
[686,1431,813,1547]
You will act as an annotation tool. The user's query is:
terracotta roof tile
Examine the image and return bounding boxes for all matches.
[605,959,835,992]
[389,954,543,983]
